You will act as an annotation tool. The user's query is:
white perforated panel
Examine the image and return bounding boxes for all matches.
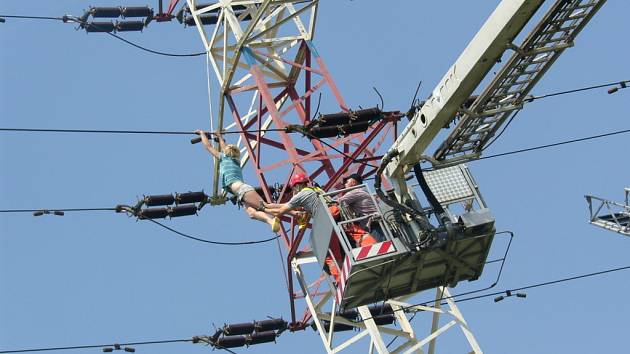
[423,166,473,204]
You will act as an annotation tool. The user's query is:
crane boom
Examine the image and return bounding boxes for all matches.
[384,0,544,179]
[433,0,606,164]
[385,0,606,179]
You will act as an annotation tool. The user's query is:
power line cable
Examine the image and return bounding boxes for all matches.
[0,207,115,213]
[383,263,630,347]
[2,15,627,94]
[145,218,280,246]
[0,206,280,246]
[481,79,628,152]
[297,129,379,169]
[104,30,207,57]
[0,125,380,167]
[0,15,65,21]
[2,127,629,213]
[1,265,628,351]
[3,125,629,169]
[0,339,193,354]
[358,263,630,324]
[526,79,629,101]
[453,264,630,305]
[0,14,207,57]
[0,127,285,136]
[482,109,520,151]
[478,128,630,161]
[3,126,627,167]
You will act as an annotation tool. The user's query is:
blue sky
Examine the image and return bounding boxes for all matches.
[1,1,629,354]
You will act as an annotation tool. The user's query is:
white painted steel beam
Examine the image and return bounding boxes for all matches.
[385,0,544,178]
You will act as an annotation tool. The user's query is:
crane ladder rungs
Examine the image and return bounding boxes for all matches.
[433,0,606,163]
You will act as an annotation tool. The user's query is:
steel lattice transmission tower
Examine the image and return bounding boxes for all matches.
[186,0,399,204]
[185,1,408,349]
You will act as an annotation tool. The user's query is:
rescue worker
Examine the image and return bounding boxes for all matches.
[263,172,342,281]
[337,173,386,241]
[196,129,280,232]
[262,172,322,229]
[263,173,376,283]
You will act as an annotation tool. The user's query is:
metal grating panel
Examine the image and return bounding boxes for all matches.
[424,165,474,204]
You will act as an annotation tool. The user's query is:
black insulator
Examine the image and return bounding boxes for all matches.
[247,331,276,345]
[33,211,45,217]
[355,107,382,121]
[53,211,65,216]
[317,112,350,126]
[169,204,198,218]
[315,107,381,127]
[372,314,395,326]
[215,335,247,348]
[138,207,169,219]
[144,194,175,206]
[102,348,113,353]
[121,7,153,18]
[307,125,340,138]
[184,14,219,26]
[123,348,135,353]
[316,321,355,332]
[341,121,372,135]
[307,121,371,138]
[84,22,115,33]
[176,191,207,204]
[369,303,393,316]
[338,308,359,320]
[90,7,122,18]
[116,21,145,32]
[255,318,287,332]
[223,322,255,335]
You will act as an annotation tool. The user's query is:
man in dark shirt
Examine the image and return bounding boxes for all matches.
[337,173,386,241]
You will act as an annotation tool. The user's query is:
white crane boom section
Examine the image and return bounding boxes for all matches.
[384,0,544,179]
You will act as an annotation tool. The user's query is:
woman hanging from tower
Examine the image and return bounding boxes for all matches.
[196,129,280,233]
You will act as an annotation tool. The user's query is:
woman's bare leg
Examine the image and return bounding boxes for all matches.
[244,206,274,225]
[229,187,279,231]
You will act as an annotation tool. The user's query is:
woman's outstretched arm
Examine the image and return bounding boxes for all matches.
[196,129,221,159]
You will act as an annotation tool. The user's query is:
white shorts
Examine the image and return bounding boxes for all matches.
[236,183,256,202]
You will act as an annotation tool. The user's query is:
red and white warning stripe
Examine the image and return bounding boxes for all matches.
[335,255,352,305]
[352,240,395,261]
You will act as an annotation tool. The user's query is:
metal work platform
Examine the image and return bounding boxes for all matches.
[585,188,630,236]
[308,164,495,309]
[338,224,494,309]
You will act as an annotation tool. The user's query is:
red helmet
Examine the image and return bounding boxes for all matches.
[289,173,309,188]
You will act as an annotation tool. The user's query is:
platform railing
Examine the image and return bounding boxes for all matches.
[585,192,630,236]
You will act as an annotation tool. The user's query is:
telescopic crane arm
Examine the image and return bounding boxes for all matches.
[384,0,606,189]
[385,0,545,181]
